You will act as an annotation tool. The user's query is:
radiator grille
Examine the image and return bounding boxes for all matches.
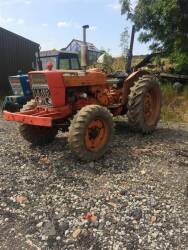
[11,83,23,96]
[32,84,52,106]
[9,77,23,96]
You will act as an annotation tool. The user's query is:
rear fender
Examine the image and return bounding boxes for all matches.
[122,70,150,105]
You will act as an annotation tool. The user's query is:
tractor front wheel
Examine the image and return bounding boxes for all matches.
[2,101,20,113]
[19,124,58,146]
[68,105,114,161]
[127,75,161,134]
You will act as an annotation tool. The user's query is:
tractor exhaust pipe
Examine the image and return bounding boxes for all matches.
[81,25,89,71]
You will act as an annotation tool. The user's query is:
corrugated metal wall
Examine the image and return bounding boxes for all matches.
[0,27,39,95]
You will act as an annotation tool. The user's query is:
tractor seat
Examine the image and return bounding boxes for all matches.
[107,71,128,88]
[108,71,128,79]
[107,78,124,88]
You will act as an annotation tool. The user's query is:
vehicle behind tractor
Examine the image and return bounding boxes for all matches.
[2,73,32,112]
[2,50,81,113]
[3,25,162,161]
[39,50,81,71]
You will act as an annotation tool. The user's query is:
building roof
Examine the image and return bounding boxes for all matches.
[0,27,39,47]
[66,39,100,52]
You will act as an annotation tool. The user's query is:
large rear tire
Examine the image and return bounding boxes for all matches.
[127,75,161,134]
[68,105,114,161]
[19,124,58,146]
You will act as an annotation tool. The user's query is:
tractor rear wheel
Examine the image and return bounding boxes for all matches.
[127,75,161,134]
[20,100,36,112]
[19,124,58,146]
[68,105,114,161]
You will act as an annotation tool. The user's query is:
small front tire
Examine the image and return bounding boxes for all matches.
[68,105,114,161]
[2,102,20,113]
[19,124,58,146]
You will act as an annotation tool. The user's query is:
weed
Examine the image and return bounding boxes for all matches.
[161,83,188,122]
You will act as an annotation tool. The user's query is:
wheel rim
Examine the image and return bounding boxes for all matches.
[144,93,153,120]
[143,86,160,126]
[85,119,108,152]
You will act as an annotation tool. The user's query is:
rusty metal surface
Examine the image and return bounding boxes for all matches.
[160,72,188,80]
[3,105,71,127]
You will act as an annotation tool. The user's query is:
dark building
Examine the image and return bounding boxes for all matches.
[0,27,40,95]
[65,39,101,65]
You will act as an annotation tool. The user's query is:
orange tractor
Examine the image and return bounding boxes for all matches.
[4,25,161,161]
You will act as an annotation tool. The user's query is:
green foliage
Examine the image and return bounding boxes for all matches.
[119,0,132,17]
[160,83,188,122]
[183,85,188,98]
[120,0,188,73]
[170,50,188,74]
[112,56,126,72]
[161,83,176,97]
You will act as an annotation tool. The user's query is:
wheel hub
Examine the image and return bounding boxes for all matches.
[85,119,107,151]
[89,127,101,139]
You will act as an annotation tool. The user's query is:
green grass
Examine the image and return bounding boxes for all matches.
[160,83,188,122]
[161,83,176,97]
[183,85,188,98]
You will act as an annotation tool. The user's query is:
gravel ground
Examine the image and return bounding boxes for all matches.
[0,116,187,250]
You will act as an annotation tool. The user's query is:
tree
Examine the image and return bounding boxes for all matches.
[112,56,126,72]
[119,0,188,73]
[120,28,129,57]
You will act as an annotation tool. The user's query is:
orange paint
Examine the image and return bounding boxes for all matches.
[85,119,108,151]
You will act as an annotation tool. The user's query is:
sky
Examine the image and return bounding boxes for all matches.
[0,0,151,56]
